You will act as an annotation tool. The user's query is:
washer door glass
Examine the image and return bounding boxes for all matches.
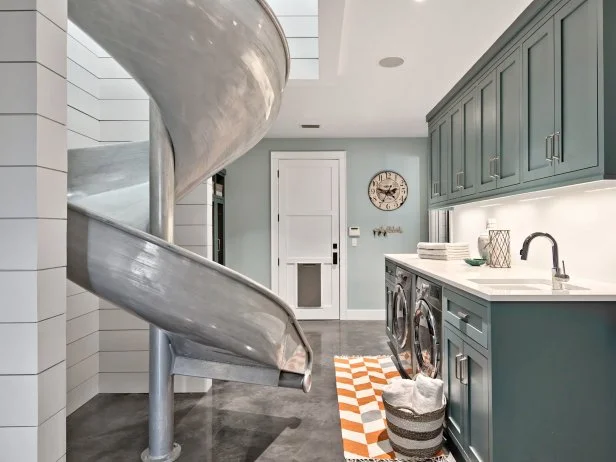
[414,299,440,378]
[393,285,408,348]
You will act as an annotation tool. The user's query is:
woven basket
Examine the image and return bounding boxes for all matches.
[383,396,446,458]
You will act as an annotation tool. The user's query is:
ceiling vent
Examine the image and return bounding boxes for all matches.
[301,124,321,129]
[379,57,405,68]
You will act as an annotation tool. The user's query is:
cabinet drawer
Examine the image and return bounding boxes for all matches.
[444,289,489,349]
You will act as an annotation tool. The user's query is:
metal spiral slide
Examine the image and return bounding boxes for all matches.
[66,1,311,459]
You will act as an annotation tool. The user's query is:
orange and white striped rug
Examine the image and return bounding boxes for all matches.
[334,355,453,461]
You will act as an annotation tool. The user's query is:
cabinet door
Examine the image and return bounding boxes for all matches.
[429,125,440,202]
[443,326,466,450]
[436,117,450,202]
[461,92,477,196]
[522,19,556,182]
[476,71,497,192]
[495,49,521,189]
[464,342,490,462]
[449,105,464,197]
[554,0,599,175]
[450,93,477,199]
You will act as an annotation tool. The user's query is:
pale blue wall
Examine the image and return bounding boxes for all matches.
[225,138,428,312]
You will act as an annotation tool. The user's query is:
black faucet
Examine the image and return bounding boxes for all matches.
[520,232,570,289]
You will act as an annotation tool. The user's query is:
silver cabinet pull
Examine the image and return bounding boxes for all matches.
[434,181,440,197]
[457,311,470,322]
[455,353,463,380]
[456,171,465,190]
[553,131,561,162]
[460,356,469,384]
[494,156,501,179]
[545,134,554,163]
[488,157,495,179]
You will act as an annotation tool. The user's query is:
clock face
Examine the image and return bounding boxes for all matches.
[368,171,408,211]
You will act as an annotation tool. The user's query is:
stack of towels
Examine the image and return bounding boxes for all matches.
[417,242,470,261]
[382,374,445,415]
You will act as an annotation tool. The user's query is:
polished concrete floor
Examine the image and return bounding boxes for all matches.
[67,321,389,462]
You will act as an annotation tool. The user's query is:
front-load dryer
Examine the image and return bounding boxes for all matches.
[391,267,414,377]
[412,277,443,378]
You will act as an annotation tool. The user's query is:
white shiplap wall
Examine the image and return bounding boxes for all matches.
[66,24,101,415]
[0,4,68,460]
[66,23,213,412]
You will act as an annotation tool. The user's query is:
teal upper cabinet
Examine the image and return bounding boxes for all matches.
[449,91,477,198]
[430,126,440,202]
[476,49,521,193]
[427,0,609,208]
[495,49,522,188]
[477,72,498,193]
[522,0,598,182]
[522,18,556,182]
[554,0,599,174]
[429,117,449,203]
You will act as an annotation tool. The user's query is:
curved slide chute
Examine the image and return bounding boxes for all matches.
[66,0,312,394]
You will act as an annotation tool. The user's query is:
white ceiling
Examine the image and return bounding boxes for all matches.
[268,0,534,138]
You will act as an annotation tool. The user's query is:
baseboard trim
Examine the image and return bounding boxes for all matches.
[345,310,385,321]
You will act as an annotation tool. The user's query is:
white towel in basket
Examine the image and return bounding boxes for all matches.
[382,379,415,408]
[410,374,444,415]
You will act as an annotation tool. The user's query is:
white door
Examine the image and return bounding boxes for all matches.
[274,157,341,320]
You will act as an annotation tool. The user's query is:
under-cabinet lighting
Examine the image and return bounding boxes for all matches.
[584,186,616,193]
[519,196,554,202]
[479,203,503,208]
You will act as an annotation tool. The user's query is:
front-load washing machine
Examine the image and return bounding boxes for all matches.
[389,266,414,377]
[412,277,443,378]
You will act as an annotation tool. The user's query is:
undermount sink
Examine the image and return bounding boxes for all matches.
[467,278,589,291]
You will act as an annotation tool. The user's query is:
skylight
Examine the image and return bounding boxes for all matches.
[268,0,319,80]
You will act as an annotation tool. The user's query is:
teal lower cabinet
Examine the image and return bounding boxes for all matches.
[443,325,490,462]
[442,287,616,461]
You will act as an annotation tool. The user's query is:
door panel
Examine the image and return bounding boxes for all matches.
[477,72,497,192]
[430,126,440,202]
[462,92,477,196]
[437,117,449,202]
[522,19,556,182]
[496,49,521,188]
[449,106,463,196]
[554,0,599,174]
[278,158,340,319]
[443,326,465,449]
[465,343,490,462]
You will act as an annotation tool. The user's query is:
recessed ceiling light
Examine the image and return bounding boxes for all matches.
[379,57,404,68]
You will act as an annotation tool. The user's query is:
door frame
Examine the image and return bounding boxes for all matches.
[270,151,348,320]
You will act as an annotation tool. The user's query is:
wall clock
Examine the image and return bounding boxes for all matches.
[368,170,408,211]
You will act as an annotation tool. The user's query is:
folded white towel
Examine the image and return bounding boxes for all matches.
[418,249,470,256]
[418,255,469,261]
[417,242,469,250]
[382,379,415,408]
[410,374,444,415]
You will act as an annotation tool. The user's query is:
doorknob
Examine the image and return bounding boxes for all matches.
[332,243,338,265]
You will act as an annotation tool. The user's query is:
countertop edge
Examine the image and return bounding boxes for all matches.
[385,254,616,303]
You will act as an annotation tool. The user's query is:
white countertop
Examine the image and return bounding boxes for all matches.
[385,254,616,302]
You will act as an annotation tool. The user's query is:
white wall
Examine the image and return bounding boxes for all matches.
[66,22,101,416]
[66,22,213,412]
[0,3,68,460]
[453,182,616,284]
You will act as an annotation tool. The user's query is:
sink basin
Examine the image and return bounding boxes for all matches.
[467,278,589,291]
